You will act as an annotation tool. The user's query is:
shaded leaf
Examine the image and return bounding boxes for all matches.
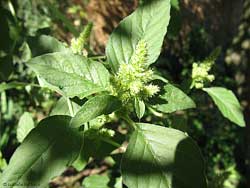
[29,35,70,56]
[0,56,14,81]
[0,116,81,188]
[151,84,196,113]
[122,123,207,188]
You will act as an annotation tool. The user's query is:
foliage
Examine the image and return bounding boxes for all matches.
[0,0,247,188]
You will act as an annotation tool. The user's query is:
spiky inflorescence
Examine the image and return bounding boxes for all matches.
[70,23,93,55]
[111,40,159,103]
[191,47,221,89]
[191,60,215,89]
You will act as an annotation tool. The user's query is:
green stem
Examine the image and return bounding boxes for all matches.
[122,115,137,130]
[89,55,106,60]
[67,98,74,117]
[101,137,120,148]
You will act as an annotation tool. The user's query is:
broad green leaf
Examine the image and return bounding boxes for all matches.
[29,35,70,56]
[106,0,171,72]
[27,52,110,98]
[135,98,145,119]
[50,97,80,116]
[70,95,122,128]
[122,123,207,188]
[203,87,245,127]
[151,84,196,113]
[82,175,110,188]
[16,112,35,143]
[0,116,81,188]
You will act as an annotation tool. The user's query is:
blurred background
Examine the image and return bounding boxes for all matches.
[0,0,249,187]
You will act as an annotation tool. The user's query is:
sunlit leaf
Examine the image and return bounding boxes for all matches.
[106,0,171,72]
[203,87,245,127]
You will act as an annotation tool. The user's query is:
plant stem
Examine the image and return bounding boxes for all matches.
[148,106,163,117]
[89,55,106,60]
[101,137,120,148]
[67,98,74,117]
[122,115,137,130]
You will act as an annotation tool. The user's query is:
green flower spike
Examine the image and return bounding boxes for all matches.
[111,40,159,103]
[191,62,215,89]
[71,23,93,55]
[191,47,221,89]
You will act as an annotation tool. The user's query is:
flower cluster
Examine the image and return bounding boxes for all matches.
[111,40,159,103]
[85,127,115,139]
[70,23,93,55]
[191,60,215,89]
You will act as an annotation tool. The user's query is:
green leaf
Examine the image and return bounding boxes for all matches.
[0,56,14,81]
[151,84,196,113]
[50,97,80,116]
[70,95,122,128]
[16,112,35,143]
[0,116,81,188]
[122,123,207,188]
[82,175,110,188]
[106,0,171,72]
[203,87,245,127]
[135,98,145,119]
[29,35,70,56]
[27,52,110,98]
[18,42,32,62]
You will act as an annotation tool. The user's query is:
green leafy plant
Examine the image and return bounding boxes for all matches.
[0,0,245,188]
